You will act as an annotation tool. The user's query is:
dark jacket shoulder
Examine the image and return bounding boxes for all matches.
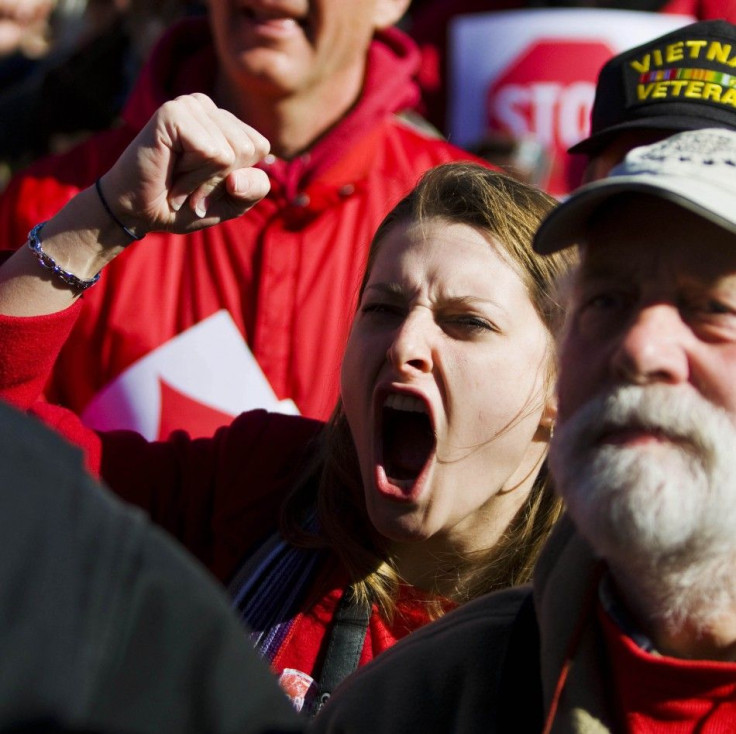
[0,401,303,733]
[312,585,538,734]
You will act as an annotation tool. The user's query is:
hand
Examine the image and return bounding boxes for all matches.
[0,0,53,20]
[99,93,271,238]
[0,0,54,55]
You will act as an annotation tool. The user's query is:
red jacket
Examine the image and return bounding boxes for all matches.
[0,19,478,438]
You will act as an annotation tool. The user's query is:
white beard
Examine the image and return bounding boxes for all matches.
[550,384,736,630]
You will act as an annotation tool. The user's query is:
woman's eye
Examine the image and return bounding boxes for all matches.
[444,315,495,335]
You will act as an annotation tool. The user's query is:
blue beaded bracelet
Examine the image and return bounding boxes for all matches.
[27,222,101,294]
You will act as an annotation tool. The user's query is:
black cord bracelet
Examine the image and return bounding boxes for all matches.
[94,178,145,241]
[27,222,101,294]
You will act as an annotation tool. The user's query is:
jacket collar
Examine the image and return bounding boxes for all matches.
[533,517,617,733]
[122,18,422,194]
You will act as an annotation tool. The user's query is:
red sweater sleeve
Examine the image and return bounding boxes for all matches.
[0,304,105,472]
[0,304,83,410]
[98,410,323,580]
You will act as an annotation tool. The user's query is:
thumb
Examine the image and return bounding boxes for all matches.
[226,168,271,204]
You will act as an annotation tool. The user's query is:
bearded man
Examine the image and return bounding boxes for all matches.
[310,127,736,733]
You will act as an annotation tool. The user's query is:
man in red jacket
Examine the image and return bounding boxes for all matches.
[0,0,478,439]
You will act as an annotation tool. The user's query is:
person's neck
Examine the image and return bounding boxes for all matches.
[390,541,463,598]
[608,556,736,662]
[214,65,366,160]
[389,501,529,599]
[388,462,545,599]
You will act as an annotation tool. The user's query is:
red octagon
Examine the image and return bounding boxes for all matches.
[487,39,614,195]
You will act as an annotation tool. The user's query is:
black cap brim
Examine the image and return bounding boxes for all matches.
[568,116,715,156]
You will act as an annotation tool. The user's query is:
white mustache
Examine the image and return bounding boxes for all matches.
[552,384,724,466]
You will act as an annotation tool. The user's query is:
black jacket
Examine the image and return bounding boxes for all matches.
[0,401,304,734]
[310,585,543,734]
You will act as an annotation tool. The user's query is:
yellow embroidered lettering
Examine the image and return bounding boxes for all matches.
[685,39,707,58]
[666,42,684,62]
[630,55,651,74]
[703,82,722,101]
[637,83,655,100]
[685,80,704,97]
[721,87,736,106]
[653,48,663,66]
[707,41,732,64]
[669,80,688,96]
[653,82,668,98]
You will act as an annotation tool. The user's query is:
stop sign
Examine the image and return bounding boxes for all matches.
[487,39,614,195]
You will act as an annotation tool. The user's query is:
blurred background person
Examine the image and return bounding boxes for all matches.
[0,0,55,59]
[0,0,201,186]
[0,0,480,441]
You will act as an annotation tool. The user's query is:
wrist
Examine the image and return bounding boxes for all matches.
[95,177,147,242]
[27,222,101,294]
[38,186,135,279]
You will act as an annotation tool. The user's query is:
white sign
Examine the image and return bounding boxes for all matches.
[449,9,694,194]
[82,310,299,440]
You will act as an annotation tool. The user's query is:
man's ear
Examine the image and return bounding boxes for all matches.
[372,0,412,30]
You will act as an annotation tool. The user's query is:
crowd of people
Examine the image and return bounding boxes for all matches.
[2,2,736,732]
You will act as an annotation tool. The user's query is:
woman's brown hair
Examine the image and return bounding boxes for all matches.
[281,163,576,619]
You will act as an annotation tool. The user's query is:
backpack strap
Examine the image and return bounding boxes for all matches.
[312,587,372,715]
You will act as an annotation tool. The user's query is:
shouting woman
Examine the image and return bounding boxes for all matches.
[0,94,574,713]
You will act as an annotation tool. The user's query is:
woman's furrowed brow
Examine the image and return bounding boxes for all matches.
[365,282,410,298]
[366,284,503,311]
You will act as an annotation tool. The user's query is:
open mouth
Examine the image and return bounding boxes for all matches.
[379,393,436,492]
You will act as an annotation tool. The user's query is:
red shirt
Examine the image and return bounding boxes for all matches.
[600,602,736,733]
[274,565,452,710]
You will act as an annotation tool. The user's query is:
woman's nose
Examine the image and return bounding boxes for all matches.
[385,311,434,375]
